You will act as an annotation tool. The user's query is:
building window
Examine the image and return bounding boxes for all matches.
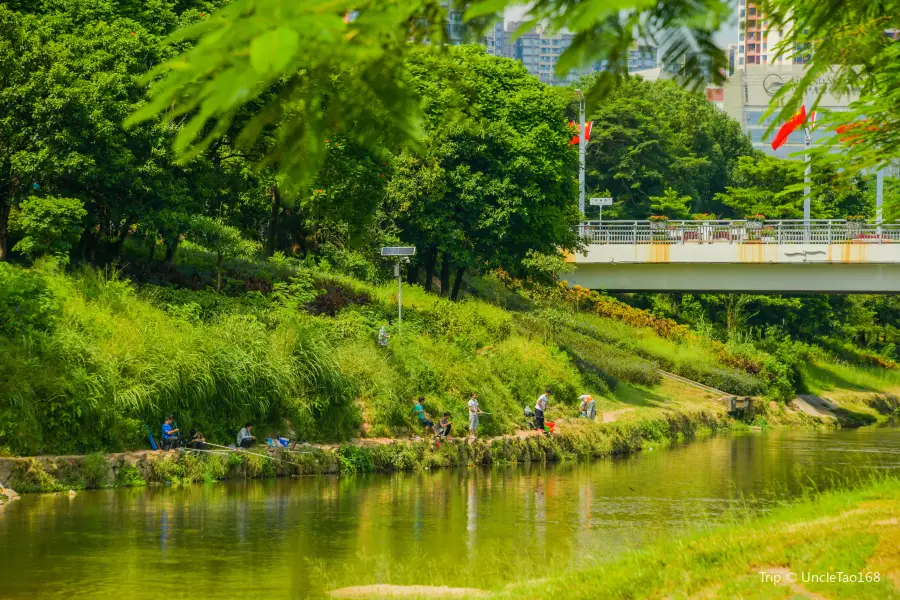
[739,33,744,41]
[762,43,767,50]
[739,44,744,53]
[739,57,744,65]
[762,54,767,61]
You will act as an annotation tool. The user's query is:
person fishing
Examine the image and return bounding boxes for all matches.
[188,429,207,450]
[467,393,483,439]
[578,394,596,420]
[535,389,551,433]
[437,412,452,438]
[161,414,182,451]
[237,422,257,449]
[413,396,438,437]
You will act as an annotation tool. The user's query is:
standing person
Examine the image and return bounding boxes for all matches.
[161,415,181,451]
[467,393,483,439]
[237,422,256,448]
[378,321,391,347]
[535,389,551,433]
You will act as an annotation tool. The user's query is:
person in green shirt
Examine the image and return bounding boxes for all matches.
[413,396,437,436]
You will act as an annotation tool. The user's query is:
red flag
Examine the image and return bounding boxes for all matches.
[569,121,593,145]
[771,105,806,151]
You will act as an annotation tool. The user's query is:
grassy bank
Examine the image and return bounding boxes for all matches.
[0,407,728,494]
[491,475,900,599]
[1,255,898,458]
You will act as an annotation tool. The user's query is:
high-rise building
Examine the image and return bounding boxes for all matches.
[628,44,658,72]
[505,22,586,86]
[736,0,807,69]
[483,20,505,56]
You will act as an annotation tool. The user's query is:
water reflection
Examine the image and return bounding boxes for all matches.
[2,427,899,599]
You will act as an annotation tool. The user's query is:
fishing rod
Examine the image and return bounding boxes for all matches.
[205,442,297,466]
[182,447,233,457]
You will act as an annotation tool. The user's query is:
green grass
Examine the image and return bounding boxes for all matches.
[802,359,900,395]
[492,476,900,599]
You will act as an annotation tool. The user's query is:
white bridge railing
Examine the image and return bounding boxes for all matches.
[580,220,900,245]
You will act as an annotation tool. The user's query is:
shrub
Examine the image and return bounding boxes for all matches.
[0,263,58,336]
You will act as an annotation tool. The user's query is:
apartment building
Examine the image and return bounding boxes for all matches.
[735,0,809,69]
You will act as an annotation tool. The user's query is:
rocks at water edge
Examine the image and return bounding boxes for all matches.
[0,483,20,505]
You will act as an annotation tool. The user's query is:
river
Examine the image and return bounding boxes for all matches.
[2,426,899,599]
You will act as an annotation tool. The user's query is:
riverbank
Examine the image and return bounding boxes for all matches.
[493,475,900,600]
[328,475,900,599]
[4,386,897,497]
[1,406,731,495]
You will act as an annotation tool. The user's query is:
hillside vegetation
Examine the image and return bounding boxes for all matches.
[2,244,898,456]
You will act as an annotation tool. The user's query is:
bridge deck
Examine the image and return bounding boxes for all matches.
[565,220,900,292]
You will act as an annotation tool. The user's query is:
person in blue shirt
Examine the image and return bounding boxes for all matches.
[161,415,182,451]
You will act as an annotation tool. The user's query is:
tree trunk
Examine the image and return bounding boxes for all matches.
[147,234,156,262]
[406,263,420,286]
[0,200,9,262]
[440,252,451,296]
[265,185,281,257]
[216,253,223,293]
[424,247,437,293]
[451,266,465,301]
[164,237,180,267]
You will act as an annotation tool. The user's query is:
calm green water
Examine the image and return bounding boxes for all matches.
[2,426,900,599]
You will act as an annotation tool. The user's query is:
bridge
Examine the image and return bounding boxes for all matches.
[564,220,900,293]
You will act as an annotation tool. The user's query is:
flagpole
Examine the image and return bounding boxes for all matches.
[576,89,586,237]
[877,168,884,238]
[803,88,812,242]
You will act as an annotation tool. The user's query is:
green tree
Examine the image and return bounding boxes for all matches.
[649,188,692,219]
[713,155,805,218]
[387,47,579,297]
[12,196,86,258]
[583,78,753,219]
[127,0,731,185]
[189,215,259,292]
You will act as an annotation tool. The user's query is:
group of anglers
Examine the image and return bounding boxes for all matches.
[413,390,597,441]
[158,415,261,452]
[156,391,598,453]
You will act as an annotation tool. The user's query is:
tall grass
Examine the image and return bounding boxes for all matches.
[0,263,358,454]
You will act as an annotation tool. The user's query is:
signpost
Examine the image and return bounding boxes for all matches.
[590,197,613,221]
[381,247,416,335]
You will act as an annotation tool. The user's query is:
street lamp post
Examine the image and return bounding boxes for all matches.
[380,246,416,336]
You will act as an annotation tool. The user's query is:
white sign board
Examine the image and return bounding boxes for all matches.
[590,197,613,206]
[380,246,416,257]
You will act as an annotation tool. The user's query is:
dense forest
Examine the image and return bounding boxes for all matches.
[2,0,900,454]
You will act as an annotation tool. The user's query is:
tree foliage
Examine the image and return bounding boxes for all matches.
[13,196,86,258]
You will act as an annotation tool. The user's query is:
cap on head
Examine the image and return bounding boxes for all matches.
[418,396,425,402]
[545,389,552,394]
[166,414,174,421]
[443,412,451,417]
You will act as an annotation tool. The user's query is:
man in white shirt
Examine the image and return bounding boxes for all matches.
[237,422,256,448]
[535,389,551,432]
[467,393,482,439]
